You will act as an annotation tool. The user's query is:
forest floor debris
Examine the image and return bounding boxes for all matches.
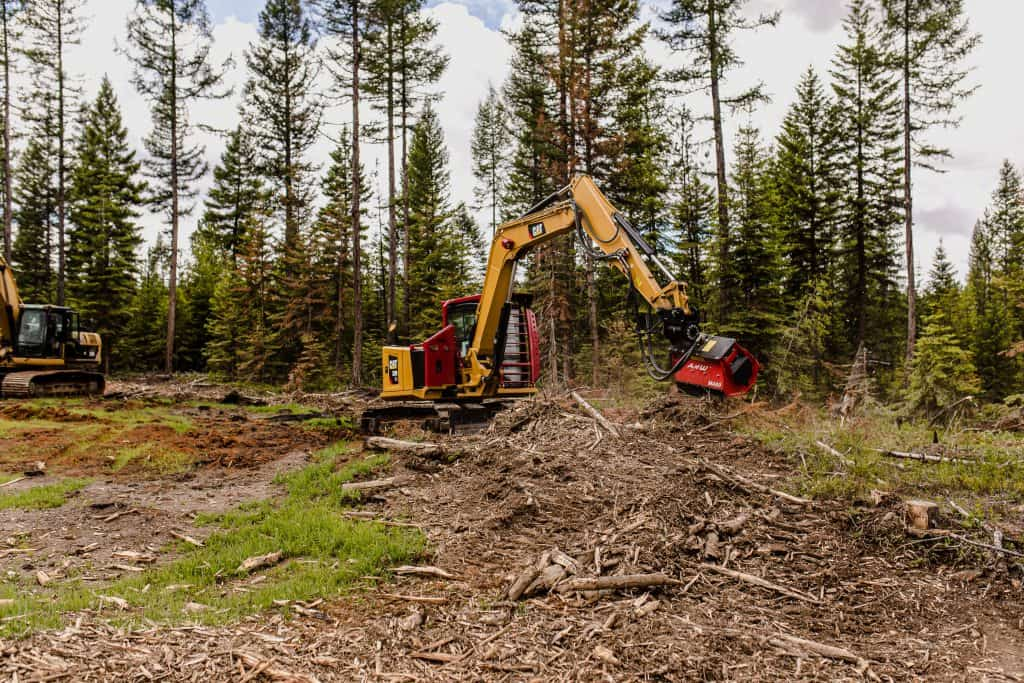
[0,381,1022,680]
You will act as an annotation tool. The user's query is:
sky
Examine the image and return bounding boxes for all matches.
[16,0,1023,286]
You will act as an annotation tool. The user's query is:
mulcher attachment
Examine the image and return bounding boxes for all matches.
[674,336,759,397]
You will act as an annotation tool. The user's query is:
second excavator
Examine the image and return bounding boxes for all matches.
[363,175,758,431]
[0,256,105,398]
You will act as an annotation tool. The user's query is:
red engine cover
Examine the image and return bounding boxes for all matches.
[674,336,759,397]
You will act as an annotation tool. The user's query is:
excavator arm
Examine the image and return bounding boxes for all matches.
[377,174,757,411]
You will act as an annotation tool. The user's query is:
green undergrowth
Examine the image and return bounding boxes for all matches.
[0,443,424,636]
[0,478,91,511]
[738,406,1024,504]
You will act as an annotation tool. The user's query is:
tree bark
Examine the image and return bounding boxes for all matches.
[902,2,916,363]
[1,4,11,263]
[400,13,411,342]
[165,10,179,374]
[385,23,397,345]
[55,2,66,305]
[351,0,363,385]
[708,1,731,321]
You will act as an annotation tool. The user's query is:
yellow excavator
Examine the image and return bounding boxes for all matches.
[0,256,104,398]
[363,175,758,431]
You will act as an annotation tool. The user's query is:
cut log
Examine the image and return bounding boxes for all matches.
[571,391,620,438]
[341,476,407,493]
[525,564,566,596]
[906,500,938,531]
[701,563,819,604]
[555,573,681,594]
[237,551,283,574]
[507,566,542,601]
[717,512,750,536]
[365,436,446,459]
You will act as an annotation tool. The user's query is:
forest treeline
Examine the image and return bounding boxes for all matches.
[0,0,1020,410]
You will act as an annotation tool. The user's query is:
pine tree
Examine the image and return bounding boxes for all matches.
[11,125,57,301]
[122,239,170,370]
[656,0,779,321]
[196,126,267,264]
[19,0,86,305]
[244,0,322,253]
[666,112,714,313]
[471,83,510,236]
[772,67,843,307]
[831,0,904,357]
[0,0,21,263]
[363,0,447,342]
[909,243,979,413]
[404,104,460,339]
[177,231,223,371]
[66,77,145,369]
[880,0,979,361]
[318,0,369,384]
[723,123,786,375]
[123,0,232,373]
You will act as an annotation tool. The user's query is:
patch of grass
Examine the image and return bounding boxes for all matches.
[0,478,90,510]
[110,443,193,475]
[301,415,357,433]
[0,444,424,635]
[737,406,1024,503]
[246,402,319,415]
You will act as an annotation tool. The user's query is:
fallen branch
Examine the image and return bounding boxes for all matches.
[341,476,408,493]
[237,551,284,574]
[873,448,967,465]
[815,440,854,466]
[235,651,320,683]
[393,565,455,579]
[170,530,204,547]
[700,563,820,604]
[906,527,1024,559]
[365,436,446,459]
[695,457,811,506]
[0,476,25,488]
[378,593,447,605]
[555,573,681,594]
[571,391,620,438]
[101,508,139,523]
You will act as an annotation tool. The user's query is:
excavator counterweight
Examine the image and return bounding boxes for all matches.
[366,175,758,432]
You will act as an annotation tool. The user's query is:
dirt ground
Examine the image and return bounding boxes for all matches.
[1,382,1023,682]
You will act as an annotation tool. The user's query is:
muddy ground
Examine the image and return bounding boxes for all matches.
[0,380,1022,681]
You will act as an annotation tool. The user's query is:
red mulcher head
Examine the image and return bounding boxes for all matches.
[674,335,760,397]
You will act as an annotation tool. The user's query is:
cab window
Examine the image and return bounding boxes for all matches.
[448,304,478,357]
[18,309,47,349]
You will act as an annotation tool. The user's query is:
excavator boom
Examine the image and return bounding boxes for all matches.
[367,175,757,431]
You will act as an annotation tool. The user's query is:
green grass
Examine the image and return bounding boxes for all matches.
[110,443,194,475]
[738,406,1024,503]
[0,478,91,510]
[0,444,424,635]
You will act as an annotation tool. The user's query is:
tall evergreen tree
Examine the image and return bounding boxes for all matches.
[196,126,267,264]
[880,0,979,361]
[66,77,145,369]
[123,0,232,373]
[470,83,510,236]
[19,0,86,305]
[318,0,369,384]
[11,125,57,301]
[667,108,714,307]
[0,0,20,262]
[656,0,779,321]
[122,239,170,370]
[772,67,843,307]
[831,0,904,355]
[244,0,322,253]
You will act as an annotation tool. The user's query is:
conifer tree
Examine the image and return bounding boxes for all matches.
[667,108,714,307]
[318,0,369,384]
[880,0,979,361]
[403,104,460,339]
[11,125,57,301]
[0,0,20,262]
[244,0,322,253]
[656,0,779,321]
[20,0,86,305]
[197,126,267,264]
[66,77,145,369]
[177,231,223,371]
[123,0,232,373]
[471,83,510,236]
[831,0,904,355]
[122,239,170,370]
[724,123,786,372]
[772,67,843,306]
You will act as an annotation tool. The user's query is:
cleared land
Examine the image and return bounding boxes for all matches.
[0,379,1022,681]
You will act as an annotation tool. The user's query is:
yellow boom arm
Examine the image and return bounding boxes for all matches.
[0,256,22,354]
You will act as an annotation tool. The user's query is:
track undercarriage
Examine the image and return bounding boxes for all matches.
[0,370,106,399]
[360,399,517,434]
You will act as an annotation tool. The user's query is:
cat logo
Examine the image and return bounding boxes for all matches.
[387,356,400,384]
[528,222,546,238]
